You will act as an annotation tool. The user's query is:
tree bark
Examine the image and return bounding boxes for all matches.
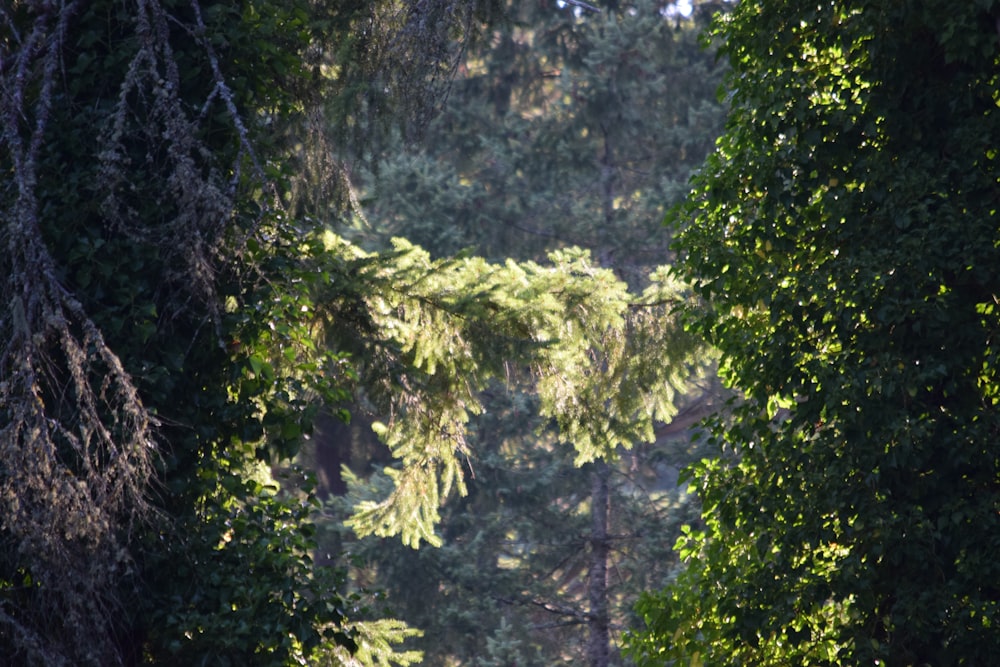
[587,460,611,667]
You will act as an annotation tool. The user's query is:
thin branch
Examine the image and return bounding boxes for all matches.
[560,0,603,13]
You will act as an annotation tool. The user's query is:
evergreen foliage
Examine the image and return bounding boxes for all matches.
[626,1,1000,664]
[0,0,502,663]
[318,233,707,549]
[326,395,710,666]
[350,0,725,279]
[317,1,728,664]
[1,0,718,664]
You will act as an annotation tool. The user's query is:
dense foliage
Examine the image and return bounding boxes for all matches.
[0,0,364,662]
[353,0,724,277]
[1,0,714,664]
[321,2,726,663]
[627,1,1000,665]
[322,235,708,548]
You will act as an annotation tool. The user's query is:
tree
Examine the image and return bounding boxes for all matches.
[317,2,727,665]
[1,0,710,664]
[320,236,708,550]
[0,0,500,663]
[348,0,725,280]
[324,387,716,667]
[626,1,1000,664]
[0,0,376,662]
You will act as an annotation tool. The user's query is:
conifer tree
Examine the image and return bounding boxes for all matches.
[1,0,720,664]
[0,0,561,663]
[318,1,728,664]
[349,0,725,278]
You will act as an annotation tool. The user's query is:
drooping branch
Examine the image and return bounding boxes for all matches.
[0,0,280,662]
[0,3,161,663]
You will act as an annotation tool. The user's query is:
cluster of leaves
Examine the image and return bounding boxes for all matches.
[2,0,719,664]
[315,232,706,548]
[323,393,709,665]
[310,3,727,663]
[626,1,1000,664]
[0,0,424,662]
[123,216,368,664]
[350,0,726,279]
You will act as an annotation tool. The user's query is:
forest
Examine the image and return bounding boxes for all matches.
[2,0,999,665]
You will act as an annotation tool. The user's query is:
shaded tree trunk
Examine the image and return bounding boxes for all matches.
[312,410,351,498]
[587,460,611,667]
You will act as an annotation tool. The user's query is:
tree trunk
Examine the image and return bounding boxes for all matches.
[587,460,611,667]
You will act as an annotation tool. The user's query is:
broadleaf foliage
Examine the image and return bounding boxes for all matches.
[626,1,1000,664]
